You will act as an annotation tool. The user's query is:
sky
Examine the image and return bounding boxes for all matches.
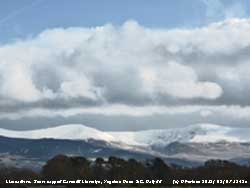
[0,0,250,131]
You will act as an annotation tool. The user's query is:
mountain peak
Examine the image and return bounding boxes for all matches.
[0,124,115,142]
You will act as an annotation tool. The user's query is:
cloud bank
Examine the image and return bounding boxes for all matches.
[1,18,250,129]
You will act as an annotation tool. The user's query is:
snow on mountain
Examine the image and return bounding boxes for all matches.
[0,124,115,142]
[0,124,249,147]
[109,124,250,147]
[188,124,247,143]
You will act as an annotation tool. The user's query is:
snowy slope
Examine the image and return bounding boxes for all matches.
[0,124,115,142]
[109,124,250,147]
[0,124,250,147]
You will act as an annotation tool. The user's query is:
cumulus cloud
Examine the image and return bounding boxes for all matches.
[0,20,226,104]
[1,18,250,125]
[140,62,222,99]
[0,63,42,102]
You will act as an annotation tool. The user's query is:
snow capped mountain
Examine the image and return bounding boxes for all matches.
[0,123,249,147]
[109,124,250,147]
[1,123,250,167]
[0,124,115,142]
[188,124,248,143]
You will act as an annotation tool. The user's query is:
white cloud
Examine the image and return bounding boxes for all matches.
[0,63,42,102]
[216,62,250,96]
[2,18,250,106]
[0,105,200,120]
[141,62,222,99]
[200,110,213,117]
[0,104,250,122]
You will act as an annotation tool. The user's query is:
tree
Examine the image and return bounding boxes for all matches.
[42,155,91,180]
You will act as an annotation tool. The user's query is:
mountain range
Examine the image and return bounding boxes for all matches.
[0,124,250,170]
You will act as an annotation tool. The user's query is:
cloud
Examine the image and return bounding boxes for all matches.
[0,104,250,124]
[0,63,42,102]
[140,62,222,99]
[0,20,227,106]
[1,18,250,123]
[141,62,223,99]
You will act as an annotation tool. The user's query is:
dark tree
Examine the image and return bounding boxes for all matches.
[42,154,91,180]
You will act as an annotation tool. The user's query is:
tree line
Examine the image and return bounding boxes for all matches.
[0,154,250,187]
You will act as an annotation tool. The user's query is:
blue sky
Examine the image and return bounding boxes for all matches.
[0,0,249,43]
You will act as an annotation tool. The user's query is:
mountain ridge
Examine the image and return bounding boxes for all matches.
[0,123,249,147]
[1,124,250,169]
